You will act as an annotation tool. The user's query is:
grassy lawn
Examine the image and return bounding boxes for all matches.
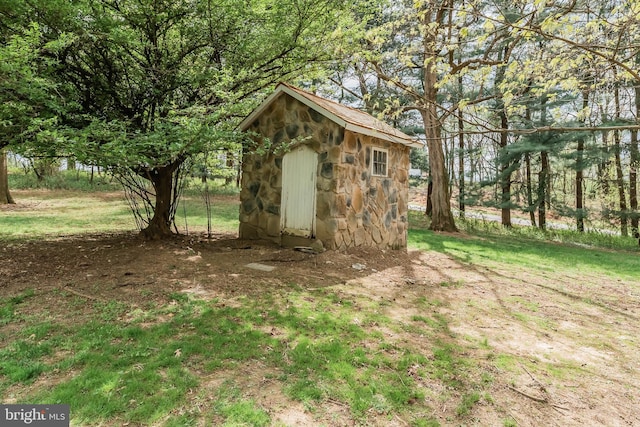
[1,187,639,426]
[409,227,640,282]
[409,211,640,279]
[0,190,239,240]
[0,190,136,238]
[1,288,450,426]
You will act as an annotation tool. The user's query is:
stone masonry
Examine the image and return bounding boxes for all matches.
[239,92,411,250]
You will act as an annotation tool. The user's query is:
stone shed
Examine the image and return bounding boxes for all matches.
[238,83,422,251]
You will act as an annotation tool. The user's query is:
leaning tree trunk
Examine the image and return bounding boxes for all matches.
[0,149,15,205]
[140,160,183,240]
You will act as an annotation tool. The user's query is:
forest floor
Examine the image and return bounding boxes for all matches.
[0,192,640,426]
[2,228,639,426]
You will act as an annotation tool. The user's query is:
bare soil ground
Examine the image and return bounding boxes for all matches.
[2,232,639,426]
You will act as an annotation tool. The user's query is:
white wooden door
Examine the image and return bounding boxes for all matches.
[280,145,317,237]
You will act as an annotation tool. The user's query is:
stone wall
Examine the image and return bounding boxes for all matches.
[239,93,410,250]
[331,131,410,250]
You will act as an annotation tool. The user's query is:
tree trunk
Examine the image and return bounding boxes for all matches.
[614,129,628,236]
[546,159,552,211]
[597,130,611,196]
[458,109,465,219]
[499,123,512,227]
[538,96,549,230]
[140,161,182,240]
[631,84,640,234]
[418,7,456,233]
[562,170,567,204]
[448,135,455,195]
[576,138,585,232]
[421,107,457,232]
[576,89,588,232]
[0,149,15,204]
[538,151,549,230]
[630,128,638,235]
[494,45,512,227]
[613,76,628,237]
[224,149,234,186]
[525,152,536,227]
[426,179,433,217]
[469,137,476,186]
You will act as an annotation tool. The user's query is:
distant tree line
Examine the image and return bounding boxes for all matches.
[325,0,640,236]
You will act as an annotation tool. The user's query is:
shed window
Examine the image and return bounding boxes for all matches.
[372,148,388,177]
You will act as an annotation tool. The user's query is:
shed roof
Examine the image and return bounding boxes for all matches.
[238,83,423,148]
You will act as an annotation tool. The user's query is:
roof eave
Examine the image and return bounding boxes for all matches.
[237,88,286,131]
[239,83,424,148]
[239,83,351,131]
[344,123,423,148]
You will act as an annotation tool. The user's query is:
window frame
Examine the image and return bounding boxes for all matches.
[371,147,389,177]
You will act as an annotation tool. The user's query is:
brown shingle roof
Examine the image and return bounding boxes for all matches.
[238,83,422,148]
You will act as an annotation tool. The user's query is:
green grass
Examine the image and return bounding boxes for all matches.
[3,184,639,425]
[408,213,640,281]
[2,297,280,424]
[409,210,640,251]
[1,176,240,239]
[9,169,122,192]
[0,289,34,325]
[456,391,481,417]
[0,286,486,425]
[213,389,271,427]
[174,194,239,234]
[0,192,136,239]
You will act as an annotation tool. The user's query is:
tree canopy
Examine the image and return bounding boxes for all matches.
[328,0,640,235]
[0,23,72,151]
[3,0,640,237]
[1,0,355,236]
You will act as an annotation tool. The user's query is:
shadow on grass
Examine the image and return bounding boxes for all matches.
[1,288,451,426]
[409,228,640,281]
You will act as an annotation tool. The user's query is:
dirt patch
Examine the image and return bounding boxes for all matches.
[1,232,639,426]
